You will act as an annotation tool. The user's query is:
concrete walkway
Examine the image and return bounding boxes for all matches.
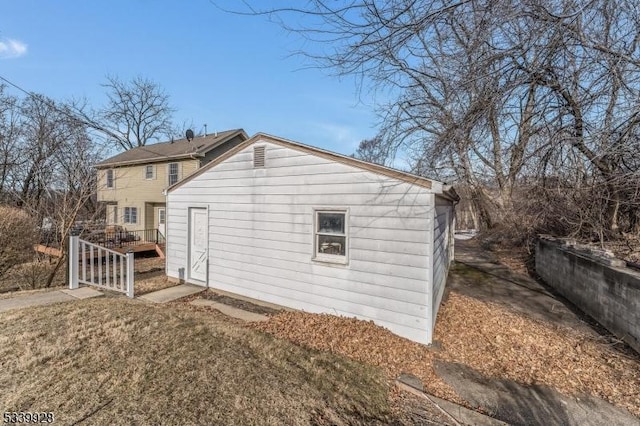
[397,374,508,426]
[190,298,268,322]
[138,284,203,303]
[444,239,640,426]
[452,238,593,333]
[0,287,103,313]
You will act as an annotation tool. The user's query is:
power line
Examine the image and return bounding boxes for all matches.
[0,74,95,129]
[0,74,194,161]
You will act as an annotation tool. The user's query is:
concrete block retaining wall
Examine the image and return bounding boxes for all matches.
[536,236,640,353]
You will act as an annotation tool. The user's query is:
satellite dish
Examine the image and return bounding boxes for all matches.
[185,129,194,141]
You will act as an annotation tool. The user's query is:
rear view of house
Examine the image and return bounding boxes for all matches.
[96,129,248,236]
[165,133,457,344]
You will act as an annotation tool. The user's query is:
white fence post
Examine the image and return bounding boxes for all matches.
[126,250,135,298]
[68,234,79,290]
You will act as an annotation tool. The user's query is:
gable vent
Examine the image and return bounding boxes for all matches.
[253,146,266,168]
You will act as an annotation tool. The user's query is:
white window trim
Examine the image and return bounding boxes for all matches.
[144,164,155,180]
[106,169,115,189]
[312,208,349,265]
[167,162,180,186]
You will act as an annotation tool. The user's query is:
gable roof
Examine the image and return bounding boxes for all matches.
[95,129,248,168]
[168,132,459,201]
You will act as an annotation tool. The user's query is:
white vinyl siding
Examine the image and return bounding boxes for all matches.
[432,204,452,329]
[167,140,440,344]
[124,207,138,224]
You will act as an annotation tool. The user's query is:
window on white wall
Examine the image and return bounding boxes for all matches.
[168,163,179,185]
[106,169,114,188]
[145,165,155,179]
[124,207,137,224]
[314,210,348,263]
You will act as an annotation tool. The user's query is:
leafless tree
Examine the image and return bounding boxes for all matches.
[353,135,393,166]
[101,75,175,150]
[0,90,104,287]
[233,0,640,239]
[73,75,176,151]
[0,85,21,199]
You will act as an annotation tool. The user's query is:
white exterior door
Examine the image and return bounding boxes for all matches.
[188,208,208,283]
[157,208,166,237]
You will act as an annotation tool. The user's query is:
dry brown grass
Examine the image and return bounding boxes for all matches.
[255,292,640,418]
[134,275,178,296]
[0,298,397,425]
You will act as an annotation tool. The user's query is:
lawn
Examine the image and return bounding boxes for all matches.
[0,299,397,425]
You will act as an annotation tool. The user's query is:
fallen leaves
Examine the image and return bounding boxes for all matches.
[253,292,640,417]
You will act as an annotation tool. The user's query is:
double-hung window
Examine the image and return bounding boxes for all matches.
[124,207,137,224]
[145,165,155,180]
[314,210,348,263]
[106,169,114,188]
[168,163,179,186]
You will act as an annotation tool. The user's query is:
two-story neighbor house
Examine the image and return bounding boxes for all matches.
[96,129,248,236]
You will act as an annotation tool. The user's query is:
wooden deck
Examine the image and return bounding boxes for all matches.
[36,242,165,259]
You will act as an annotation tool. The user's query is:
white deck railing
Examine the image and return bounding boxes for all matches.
[68,235,134,298]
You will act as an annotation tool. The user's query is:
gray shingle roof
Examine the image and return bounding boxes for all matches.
[95,129,247,168]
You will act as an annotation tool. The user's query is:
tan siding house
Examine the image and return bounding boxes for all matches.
[96,129,248,235]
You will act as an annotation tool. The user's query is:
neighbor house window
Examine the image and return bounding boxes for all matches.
[168,163,179,185]
[145,165,155,180]
[106,169,114,188]
[124,207,137,224]
[109,205,118,224]
[314,210,347,263]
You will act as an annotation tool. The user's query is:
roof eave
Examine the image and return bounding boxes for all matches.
[95,152,205,169]
[168,132,449,193]
[95,129,248,169]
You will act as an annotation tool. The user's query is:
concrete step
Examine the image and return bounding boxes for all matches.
[138,284,203,303]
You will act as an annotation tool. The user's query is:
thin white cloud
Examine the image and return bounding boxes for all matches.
[310,122,363,151]
[0,38,27,59]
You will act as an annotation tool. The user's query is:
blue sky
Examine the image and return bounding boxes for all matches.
[0,0,380,155]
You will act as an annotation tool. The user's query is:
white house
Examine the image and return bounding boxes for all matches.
[165,133,457,344]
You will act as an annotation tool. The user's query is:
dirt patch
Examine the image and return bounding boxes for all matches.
[131,256,175,296]
[253,292,640,418]
[134,256,165,274]
[180,290,280,316]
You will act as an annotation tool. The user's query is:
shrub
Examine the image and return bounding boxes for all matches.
[0,206,38,280]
